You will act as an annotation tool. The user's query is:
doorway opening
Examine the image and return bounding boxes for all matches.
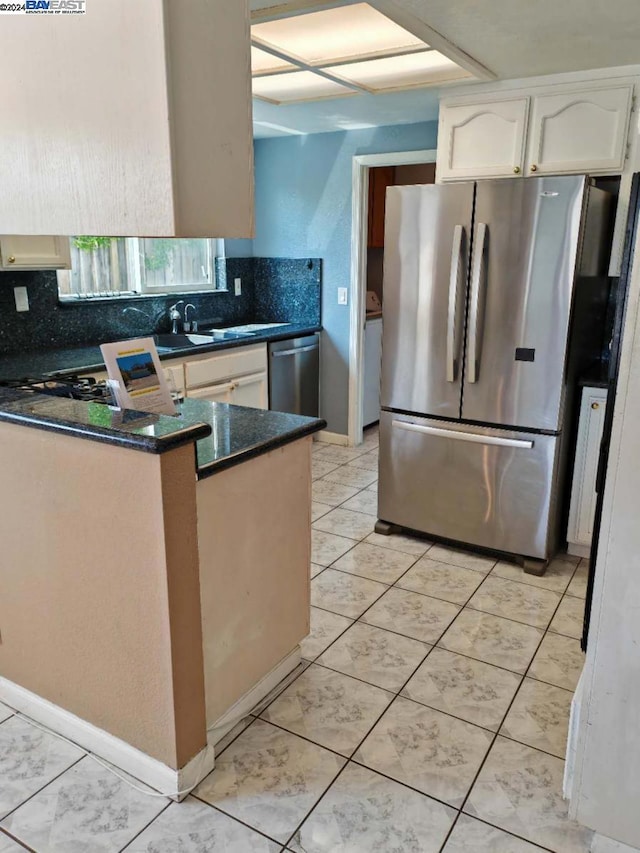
[348,149,437,446]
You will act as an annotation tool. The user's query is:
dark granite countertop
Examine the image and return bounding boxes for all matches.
[0,389,326,471]
[0,323,322,382]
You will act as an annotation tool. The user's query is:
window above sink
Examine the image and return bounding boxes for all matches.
[57,237,227,301]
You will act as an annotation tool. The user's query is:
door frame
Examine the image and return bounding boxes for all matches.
[347,148,437,446]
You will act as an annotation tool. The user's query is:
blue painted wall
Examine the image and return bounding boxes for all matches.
[252,120,438,434]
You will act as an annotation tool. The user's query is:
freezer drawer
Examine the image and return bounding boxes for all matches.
[378,411,562,560]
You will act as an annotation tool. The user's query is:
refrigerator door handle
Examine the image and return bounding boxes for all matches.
[446,224,465,382]
[468,222,488,384]
[393,419,534,449]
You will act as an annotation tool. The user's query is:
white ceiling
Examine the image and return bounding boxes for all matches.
[250,0,640,137]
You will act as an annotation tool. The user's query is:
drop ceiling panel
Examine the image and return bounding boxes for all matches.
[251,45,295,75]
[330,50,472,90]
[252,2,426,65]
[252,70,356,103]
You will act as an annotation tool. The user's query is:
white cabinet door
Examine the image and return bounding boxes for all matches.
[363,318,382,427]
[437,97,529,181]
[567,387,608,556]
[0,236,71,269]
[186,381,234,405]
[230,371,268,410]
[526,85,633,176]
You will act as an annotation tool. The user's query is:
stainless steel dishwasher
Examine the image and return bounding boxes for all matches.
[268,334,320,416]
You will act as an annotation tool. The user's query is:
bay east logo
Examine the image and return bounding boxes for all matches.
[25,0,86,12]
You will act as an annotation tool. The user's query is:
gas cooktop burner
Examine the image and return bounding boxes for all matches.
[4,375,114,404]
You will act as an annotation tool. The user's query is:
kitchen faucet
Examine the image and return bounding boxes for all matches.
[184,304,198,332]
[169,301,184,334]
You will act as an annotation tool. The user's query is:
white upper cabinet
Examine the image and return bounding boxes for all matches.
[0,236,71,270]
[438,81,634,183]
[437,97,529,181]
[526,85,634,176]
[0,0,254,237]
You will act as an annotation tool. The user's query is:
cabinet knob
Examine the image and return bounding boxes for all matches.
[591,402,600,410]
[7,255,16,264]
[530,164,538,172]
[513,166,521,174]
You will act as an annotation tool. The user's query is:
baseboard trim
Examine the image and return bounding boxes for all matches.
[317,430,349,446]
[0,677,214,802]
[207,647,301,748]
[567,542,591,558]
[591,834,640,853]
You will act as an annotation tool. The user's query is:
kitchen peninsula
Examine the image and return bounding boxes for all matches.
[0,389,324,797]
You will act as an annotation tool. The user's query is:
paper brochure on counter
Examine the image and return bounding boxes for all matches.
[100,338,176,416]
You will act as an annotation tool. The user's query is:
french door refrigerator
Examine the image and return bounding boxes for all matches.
[378,175,610,562]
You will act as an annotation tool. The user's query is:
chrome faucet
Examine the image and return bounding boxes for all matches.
[169,301,184,334]
[184,304,197,332]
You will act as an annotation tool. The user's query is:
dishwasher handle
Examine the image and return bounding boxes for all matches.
[271,344,318,358]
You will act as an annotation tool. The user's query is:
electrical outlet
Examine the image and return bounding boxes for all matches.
[338,287,348,305]
[14,286,29,312]
[234,277,242,296]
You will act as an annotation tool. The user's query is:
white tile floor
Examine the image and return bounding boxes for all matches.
[0,425,593,852]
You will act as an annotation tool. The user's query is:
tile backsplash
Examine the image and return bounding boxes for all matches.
[0,257,321,356]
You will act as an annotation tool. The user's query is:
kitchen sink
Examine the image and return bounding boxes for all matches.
[153,330,255,350]
[214,323,291,333]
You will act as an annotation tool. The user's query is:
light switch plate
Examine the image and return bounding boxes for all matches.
[234,277,242,296]
[14,286,29,312]
[338,287,348,305]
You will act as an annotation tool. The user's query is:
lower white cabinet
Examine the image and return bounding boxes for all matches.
[184,344,268,410]
[0,235,71,269]
[567,385,608,557]
[363,318,382,427]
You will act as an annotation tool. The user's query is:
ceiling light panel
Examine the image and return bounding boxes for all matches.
[251,46,295,76]
[328,50,472,91]
[252,70,355,104]
[251,3,426,66]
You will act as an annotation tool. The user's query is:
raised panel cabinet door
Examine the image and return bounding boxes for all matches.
[567,387,608,552]
[437,97,529,181]
[230,371,268,410]
[186,381,234,404]
[526,85,633,176]
[0,236,71,269]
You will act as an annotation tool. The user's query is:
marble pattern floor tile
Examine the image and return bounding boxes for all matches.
[332,542,416,584]
[355,696,493,808]
[312,480,361,507]
[438,609,543,674]
[397,558,486,605]
[500,678,572,758]
[312,508,377,541]
[126,796,281,852]
[311,569,387,619]
[311,501,333,522]
[310,563,324,579]
[0,716,84,820]
[443,814,546,852]
[290,763,455,853]
[250,662,311,718]
[363,531,431,557]
[317,622,430,691]
[491,554,579,593]
[465,737,593,852]
[301,607,353,661]
[549,594,585,639]
[339,489,378,516]
[361,588,460,644]
[528,632,585,691]
[345,451,379,471]
[402,648,521,732]
[260,664,392,756]
[322,467,378,489]
[312,459,341,481]
[466,576,561,629]
[0,704,13,724]
[567,562,589,599]
[1,756,167,853]
[195,720,345,845]
[0,833,27,853]
[425,545,496,574]
[210,717,255,756]
[311,530,355,567]
[313,446,369,465]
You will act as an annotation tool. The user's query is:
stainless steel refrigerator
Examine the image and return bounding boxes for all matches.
[378,175,611,563]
